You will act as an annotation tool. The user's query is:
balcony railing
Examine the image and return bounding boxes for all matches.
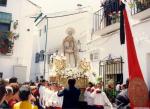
[131,0,150,15]
[93,0,120,33]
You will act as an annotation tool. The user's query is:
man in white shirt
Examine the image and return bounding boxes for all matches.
[91,82,113,109]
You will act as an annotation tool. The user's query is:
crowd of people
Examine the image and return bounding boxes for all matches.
[0,77,130,109]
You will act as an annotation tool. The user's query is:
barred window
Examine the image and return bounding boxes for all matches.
[0,0,7,6]
[0,12,12,31]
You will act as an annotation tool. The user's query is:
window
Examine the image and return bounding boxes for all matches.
[90,50,100,61]
[0,0,7,6]
[131,0,150,15]
[0,12,12,32]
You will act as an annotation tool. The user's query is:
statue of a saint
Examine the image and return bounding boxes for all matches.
[63,28,77,67]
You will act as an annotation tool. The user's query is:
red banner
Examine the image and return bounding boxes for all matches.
[123,8,149,108]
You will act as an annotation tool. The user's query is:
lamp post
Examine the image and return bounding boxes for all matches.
[43,16,48,78]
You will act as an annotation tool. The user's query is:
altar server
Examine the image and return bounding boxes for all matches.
[51,84,63,109]
[84,82,95,109]
[91,82,113,109]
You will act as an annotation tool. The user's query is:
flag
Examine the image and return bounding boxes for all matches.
[119,2,149,108]
[120,2,125,44]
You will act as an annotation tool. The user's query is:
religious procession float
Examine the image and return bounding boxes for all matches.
[48,27,98,88]
[49,56,92,88]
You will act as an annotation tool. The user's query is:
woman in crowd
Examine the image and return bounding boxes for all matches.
[8,83,20,108]
[13,85,38,109]
[1,86,14,108]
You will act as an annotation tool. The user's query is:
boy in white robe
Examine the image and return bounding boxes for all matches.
[91,82,113,109]
[84,82,95,109]
[51,84,63,109]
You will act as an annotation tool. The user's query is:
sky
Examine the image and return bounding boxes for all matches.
[31,0,100,13]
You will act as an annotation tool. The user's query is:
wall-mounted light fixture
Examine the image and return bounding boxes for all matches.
[13,20,18,30]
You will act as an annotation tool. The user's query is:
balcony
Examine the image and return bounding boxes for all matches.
[93,0,120,36]
[131,0,150,20]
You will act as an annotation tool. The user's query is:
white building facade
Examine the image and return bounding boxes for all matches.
[88,0,150,89]
[0,0,40,82]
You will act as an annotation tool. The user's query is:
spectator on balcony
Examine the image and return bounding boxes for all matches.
[102,0,120,26]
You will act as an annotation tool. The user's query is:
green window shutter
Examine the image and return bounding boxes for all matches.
[0,12,12,24]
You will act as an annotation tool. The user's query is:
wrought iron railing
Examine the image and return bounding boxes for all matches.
[93,0,120,33]
[99,57,124,103]
[130,0,150,15]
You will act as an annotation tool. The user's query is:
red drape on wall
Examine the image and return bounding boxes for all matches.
[123,6,149,108]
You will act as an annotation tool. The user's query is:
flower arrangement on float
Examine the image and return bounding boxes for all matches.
[78,58,91,73]
[52,55,67,74]
[60,68,88,79]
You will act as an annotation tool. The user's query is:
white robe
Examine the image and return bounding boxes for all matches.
[39,86,45,107]
[51,91,63,107]
[84,87,95,105]
[90,88,113,109]
[45,89,54,107]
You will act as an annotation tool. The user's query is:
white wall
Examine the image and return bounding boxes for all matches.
[88,17,150,88]
[0,0,40,81]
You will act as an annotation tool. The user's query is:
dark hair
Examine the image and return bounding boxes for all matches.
[68,79,76,87]
[19,86,31,101]
[30,82,35,86]
[88,82,94,87]
[126,78,129,88]
[41,79,46,83]
[9,77,17,83]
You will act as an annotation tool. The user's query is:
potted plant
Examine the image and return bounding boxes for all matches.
[0,31,19,55]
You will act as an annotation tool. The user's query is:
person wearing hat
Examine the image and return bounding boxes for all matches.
[13,85,38,109]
